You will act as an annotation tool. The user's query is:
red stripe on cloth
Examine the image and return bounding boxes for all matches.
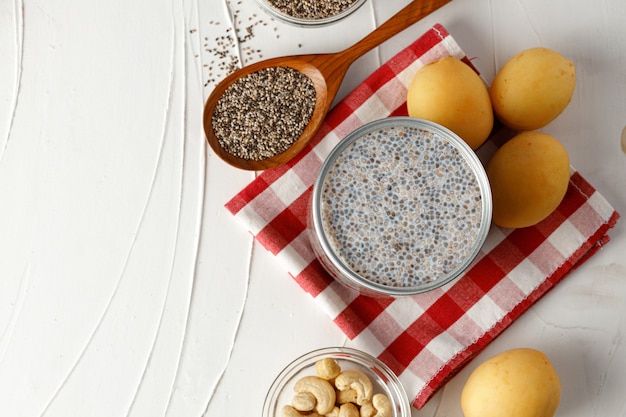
[334,295,394,339]
[411,23,450,56]
[224,176,272,215]
[258,211,306,256]
[380,331,426,375]
[570,170,596,197]
[390,104,409,117]
[528,240,566,277]
[556,181,589,218]
[484,238,526,271]
[256,189,312,254]
[467,256,508,293]
[226,161,299,216]
[506,226,549,257]
[256,189,312,255]
[282,143,314,170]
[570,202,606,237]
[444,274,491,310]
[324,100,355,131]
[360,65,400,96]
[425,293,467,330]
[293,261,334,298]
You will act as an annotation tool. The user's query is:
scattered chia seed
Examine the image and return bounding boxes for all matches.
[201,2,280,89]
[212,66,316,160]
[320,125,484,288]
[265,0,360,20]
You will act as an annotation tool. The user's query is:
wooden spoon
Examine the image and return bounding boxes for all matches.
[203,0,452,171]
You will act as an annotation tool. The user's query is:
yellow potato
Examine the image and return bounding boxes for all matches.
[461,348,561,417]
[487,131,570,228]
[407,56,493,149]
[490,47,576,131]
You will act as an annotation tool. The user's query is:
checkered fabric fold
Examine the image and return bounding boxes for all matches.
[225,24,620,408]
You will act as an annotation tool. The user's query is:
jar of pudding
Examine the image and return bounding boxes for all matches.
[309,117,492,297]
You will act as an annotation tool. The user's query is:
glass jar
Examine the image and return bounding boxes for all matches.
[309,117,492,297]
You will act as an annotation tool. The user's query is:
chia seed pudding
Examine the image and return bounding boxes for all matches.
[212,66,316,161]
[256,0,367,26]
[310,117,492,296]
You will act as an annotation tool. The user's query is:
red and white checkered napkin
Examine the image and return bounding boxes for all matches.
[225,24,620,408]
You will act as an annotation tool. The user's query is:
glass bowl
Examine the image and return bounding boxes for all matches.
[254,0,368,27]
[309,117,492,297]
[263,347,411,417]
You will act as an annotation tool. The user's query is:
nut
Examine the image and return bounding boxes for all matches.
[339,402,360,417]
[337,388,359,405]
[335,370,373,406]
[292,392,317,412]
[372,394,393,417]
[281,405,322,417]
[315,357,342,380]
[326,406,340,417]
[294,375,336,415]
[359,401,375,417]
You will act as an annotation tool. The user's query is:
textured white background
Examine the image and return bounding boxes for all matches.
[1,0,625,416]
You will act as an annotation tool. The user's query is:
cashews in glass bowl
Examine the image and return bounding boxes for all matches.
[263,347,411,417]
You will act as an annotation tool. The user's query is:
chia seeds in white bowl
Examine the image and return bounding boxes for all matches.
[255,0,367,26]
[309,117,492,297]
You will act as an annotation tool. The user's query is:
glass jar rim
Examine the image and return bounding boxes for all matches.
[310,117,492,296]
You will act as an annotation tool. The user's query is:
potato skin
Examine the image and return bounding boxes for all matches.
[490,47,576,131]
[407,56,493,149]
[486,131,570,228]
[461,348,561,417]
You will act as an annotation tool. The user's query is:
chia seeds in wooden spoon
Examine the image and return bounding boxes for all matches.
[212,66,316,161]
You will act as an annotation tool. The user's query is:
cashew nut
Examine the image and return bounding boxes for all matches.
[294,375,336,415]
[335,370,373,406]
[281,405,300,417]
[371,393,393,417]
[336,388,358,405]
[359,401,375,417]
[315,357,341,380]
[325,406,340,417]
[339,402,360,417]
[281,405,322,417]
[292,391,317,412]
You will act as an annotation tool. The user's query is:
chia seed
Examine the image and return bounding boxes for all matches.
[212,66,316,161]
[319,123,485,288]
[200,2,280,89]
[265,0,360,21]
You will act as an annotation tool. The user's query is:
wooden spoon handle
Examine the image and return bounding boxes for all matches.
[338,0,452,64]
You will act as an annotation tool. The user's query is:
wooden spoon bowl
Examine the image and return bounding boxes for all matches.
[203,0,452,171]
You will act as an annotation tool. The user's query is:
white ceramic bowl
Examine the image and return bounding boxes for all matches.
[255,0,367,27]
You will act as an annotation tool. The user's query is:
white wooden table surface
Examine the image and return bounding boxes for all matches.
[1,0,625,416]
